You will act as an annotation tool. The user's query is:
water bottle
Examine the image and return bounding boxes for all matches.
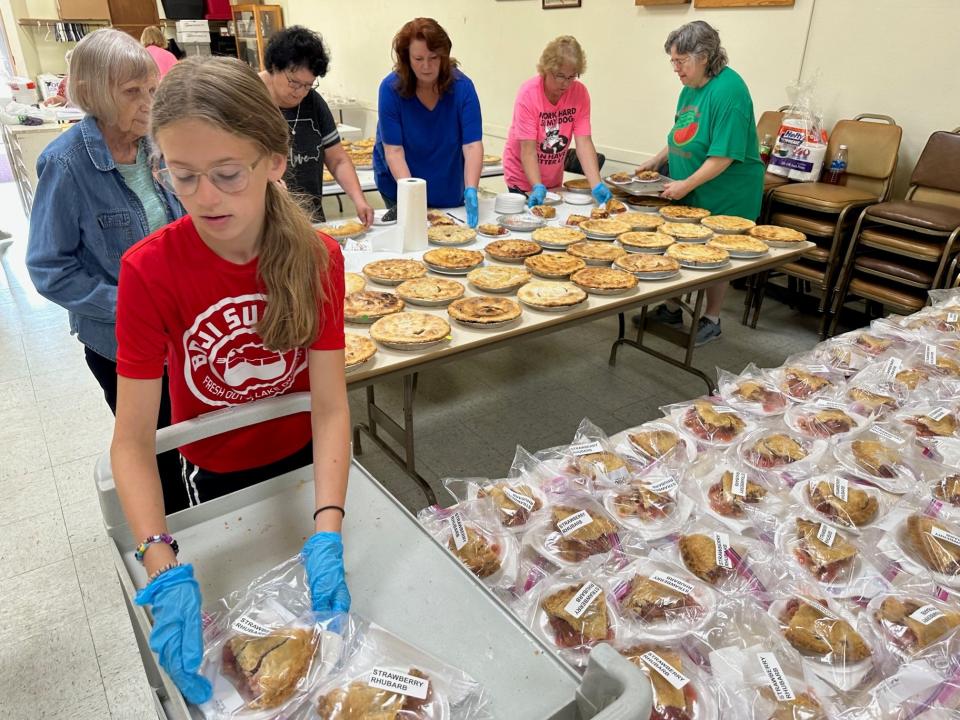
[759,134,774,165]
[823,144,848,185]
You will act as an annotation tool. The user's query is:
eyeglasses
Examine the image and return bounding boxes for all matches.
[284,71,319,93]
[551,71,579,83]
[669,55,694,68]
[154,155,265,197]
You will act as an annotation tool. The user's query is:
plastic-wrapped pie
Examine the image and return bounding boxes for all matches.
[779,598,871,663]
[872,596,960,652]
[904,515,960,578]
[934,474,960,506]
[780,367,833,400]
[549,506,617,562]
[222,628,317,710]
[682,401,747,443]
[793,408,858,438]
[850,439,901,479]
[573,451,628,484]
[315,667,431,719]
[708,470,767,518]
[447,527,501,578]
[619,575,699,624]
[854,332,895,356]
[744,433,808,469]
[901,408,959,437]
[476,482,542,528]
[846,386,899,415]
[620,646,697,720]
[732,380,787,413]
[760,688,827,720]
[627,427,682,463]
[807,480,878,528]
[611,483,675,521]
[894,367,929,390]
[679,533,735,586]
[793,519,857,583]
[541,582,612,648]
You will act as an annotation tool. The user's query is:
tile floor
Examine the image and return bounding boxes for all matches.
[0,173,822,719]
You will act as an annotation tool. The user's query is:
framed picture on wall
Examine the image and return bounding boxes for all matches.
[543,0,582,8]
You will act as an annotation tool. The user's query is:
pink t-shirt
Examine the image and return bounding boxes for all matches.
[146,44,178,79]
[502,76,592,191]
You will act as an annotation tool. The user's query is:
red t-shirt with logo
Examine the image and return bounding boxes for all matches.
[116,215,345,473]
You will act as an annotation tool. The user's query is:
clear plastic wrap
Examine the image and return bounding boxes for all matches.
[791,475,894,533]
[615,420,697,476]
[891,514,960,590]
[665,397,756,450]
[600,471,695,541]
[560,418,635,488]
[617,641,721,719]
[844,378,907,418]
[867,590,960,659]
[772,362,846,403]
[784,401,871,441]
[810,340,873,378]
[716,364,790,417]
[833,426,919,494]
[691,458,786,538]
[737,426,828,487]
[835,328,907,360]
[892,402,960,440]
[442,476,548,533]
[304,618,492,719]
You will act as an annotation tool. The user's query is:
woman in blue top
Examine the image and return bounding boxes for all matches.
[373,17,484,227]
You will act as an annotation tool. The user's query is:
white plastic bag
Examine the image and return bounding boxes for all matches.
[767,77,830,182]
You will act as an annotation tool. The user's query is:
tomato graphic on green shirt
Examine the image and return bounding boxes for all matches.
[672,107,700,147]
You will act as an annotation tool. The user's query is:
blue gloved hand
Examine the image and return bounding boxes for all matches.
[527,183,547,208]
[591,182,613,206]
[464,186,479,228]
[135,564,212,705]
[302,531,351,614]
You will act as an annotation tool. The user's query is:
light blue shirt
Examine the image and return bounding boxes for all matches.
[116,145,168,234]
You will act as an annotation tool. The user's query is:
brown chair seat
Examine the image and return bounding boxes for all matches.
[854,256,934,286]
[769,212,839,237]
[781,260,826,283]
[865,200,960,233]
[764,173,790,191]
[803,245,830,263]
[859,228,946,259]
[772,182,878,211]
[848,276,927,312]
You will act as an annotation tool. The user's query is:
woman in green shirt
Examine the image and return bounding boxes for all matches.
[637,20,764,345]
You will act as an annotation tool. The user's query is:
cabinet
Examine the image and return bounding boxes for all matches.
[1,123,72,216]
[231,4,283,72]
[107,0,161,40]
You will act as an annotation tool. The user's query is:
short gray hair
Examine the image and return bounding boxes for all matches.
[68,29,157,124]
[664,21,728,78]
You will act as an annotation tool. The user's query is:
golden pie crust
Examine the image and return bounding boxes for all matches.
[343,291,404,322]
[517,281,587,309]
[701,215,756,233]
[477,222,508,236]
[524,253,587,278]
[395,277,465,304]
[531,226,586,247]
[344,272,365,295]
[659,205,711,221]
[707,235,768,254]
[563,178,592,191]
[618,231,674,251]
[906,515,960,576]
[679,533,732,585]
[795,518,857,581]
[748,225,807,243]
[566,241,627,263]
[317,220,365,239]
[485,239,542,261]
[782,598,871,662]
[362,258,427,284]
[467,265,531,292]
[426,210,456,227]
[579,219,631,236]
[847,386,898,413]
[447,296,522,324]
[628,429,680,460]
[224,628,317,710]
[660,222,713,241]
[809,481,878,527]
[634,169,661,181]
[609,172,632,183]
[606,199,627,214]
[542,583,610,647]
[666,243,730,266]
[904,409,959,437]
[590,207,610,220]
[570,267,638,293]
[370,311,450,346]
[565,214,589,227]
[344,334,376,368]
[851,439,901,478]
[482,153,501,165]
[875,597,960,651]
[747,433,808,467]
[477,482,543,527]
[423,247,483,271]
[448,526,501,577]
[618,212,665,231]
[614,254,681,274]
[427,225,477,245]
[530,205,556,218]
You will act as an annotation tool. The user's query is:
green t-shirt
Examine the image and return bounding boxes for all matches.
[667,67,764,220]
[117,145,169,234]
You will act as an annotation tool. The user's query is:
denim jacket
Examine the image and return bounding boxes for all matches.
[26,116,183,360]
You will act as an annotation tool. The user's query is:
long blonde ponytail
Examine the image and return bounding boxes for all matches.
[151,56,329,350]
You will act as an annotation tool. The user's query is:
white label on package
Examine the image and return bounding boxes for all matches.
[807,364,831,374]
[815,399,846,410]
[569,440,604,457]
[927,407,951,422]
[757,652,796,702]
[564,581,603,619]
[925,344,938,365]
[650,570,695,596]
[712,532,733,569]
[647,477,679,494]
[503,487,536,512]
[449,511,469,550]
[367,668,429,699]
[883,357,903,378]
[948,312,959,323]
[831,477,849,502]
[557,509,594,536]
[931,526,960,548]
[641,651,691,690]
[871,425,902,443]
[731,471,749,497]
[231,615,272,637]
[817,523,837,547]
[712,405,737,414]
[908,604,945,626]
[607,465,630,484]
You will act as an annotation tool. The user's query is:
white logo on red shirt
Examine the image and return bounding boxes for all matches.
[183,293,307,407]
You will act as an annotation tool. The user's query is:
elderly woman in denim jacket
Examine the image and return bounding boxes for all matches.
[27,29,188,510]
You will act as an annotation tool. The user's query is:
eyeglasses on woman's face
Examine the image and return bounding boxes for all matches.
[284,70,319,93]
[154,155,265,197]
[551,71,578,84]
[669,54,695,69]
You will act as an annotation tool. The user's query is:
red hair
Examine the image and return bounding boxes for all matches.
[391,17,459,98]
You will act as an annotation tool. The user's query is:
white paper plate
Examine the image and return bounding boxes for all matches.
[563,192,595,205]
[477,228,511,239]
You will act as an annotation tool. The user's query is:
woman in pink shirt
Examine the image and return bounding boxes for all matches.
[502,36,610,208]
[141,26,178,79]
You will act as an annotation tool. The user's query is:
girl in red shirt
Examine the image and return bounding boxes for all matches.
[111,57,349,704]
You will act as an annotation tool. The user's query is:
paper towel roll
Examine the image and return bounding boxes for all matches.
[397,177,428,252]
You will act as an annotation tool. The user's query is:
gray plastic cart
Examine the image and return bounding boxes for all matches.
[95,392,652,719]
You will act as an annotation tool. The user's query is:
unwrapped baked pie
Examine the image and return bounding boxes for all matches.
[344,334,376,369]
[618,231,674,252]
[530,204,556,219]
[781,367,833,399]
[614,254,681,276]
[343,291,404,323]
[565,214,589,227]
[426,210,456,227]
[395,277,464,305]
[748,225,807,243]
[423,247,483,271]
[426,225,477,245]
[223,628,317,710]
[746,433,807,468]
[570,267,637,294]
[566,241,627,264]
[590,207,610,220]
[634,169,662,181]
[794,518,857,583]
[874,596,960,652]
[531,226,586,248]
[550,505,616,562]
[606,199,627,214]
[517,281,587,310]
[542,583,611,648]
[609,171,633,183]
[482,153,501,165]
[477,222,508,236]
[447,296,522,325]
[617,212,666,231]
[369,312,450,348]
[683,400,746,443]
[317,220,366,239]
[660,205,711,222]
[666,243,729,266]
[621,646,696,720]
[620,577,699,622]
[447,526,501,578]
[344,272,365,296]
[563,178,592,192]
[701,215,756,233]
[477,482,542,527]
[781,597,871,663]
[525,252,587,278]
[809,481,878,528]
[708,470,766,518]
[362,259,427,285]
[905,515,960,577]
[707,235,768,254]
[579,219,631,236]
[484,239,541,261]
[315,668,431,719]
[467,265,531,292]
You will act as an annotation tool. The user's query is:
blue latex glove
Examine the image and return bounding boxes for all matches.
[302,531,351,613]
[134,565,212,705]
[526,183,547,208]
[591,182,613,206]
[464,186,479,228]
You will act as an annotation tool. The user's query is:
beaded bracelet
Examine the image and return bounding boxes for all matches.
[148,562,181,582]
[135,533,179,563]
